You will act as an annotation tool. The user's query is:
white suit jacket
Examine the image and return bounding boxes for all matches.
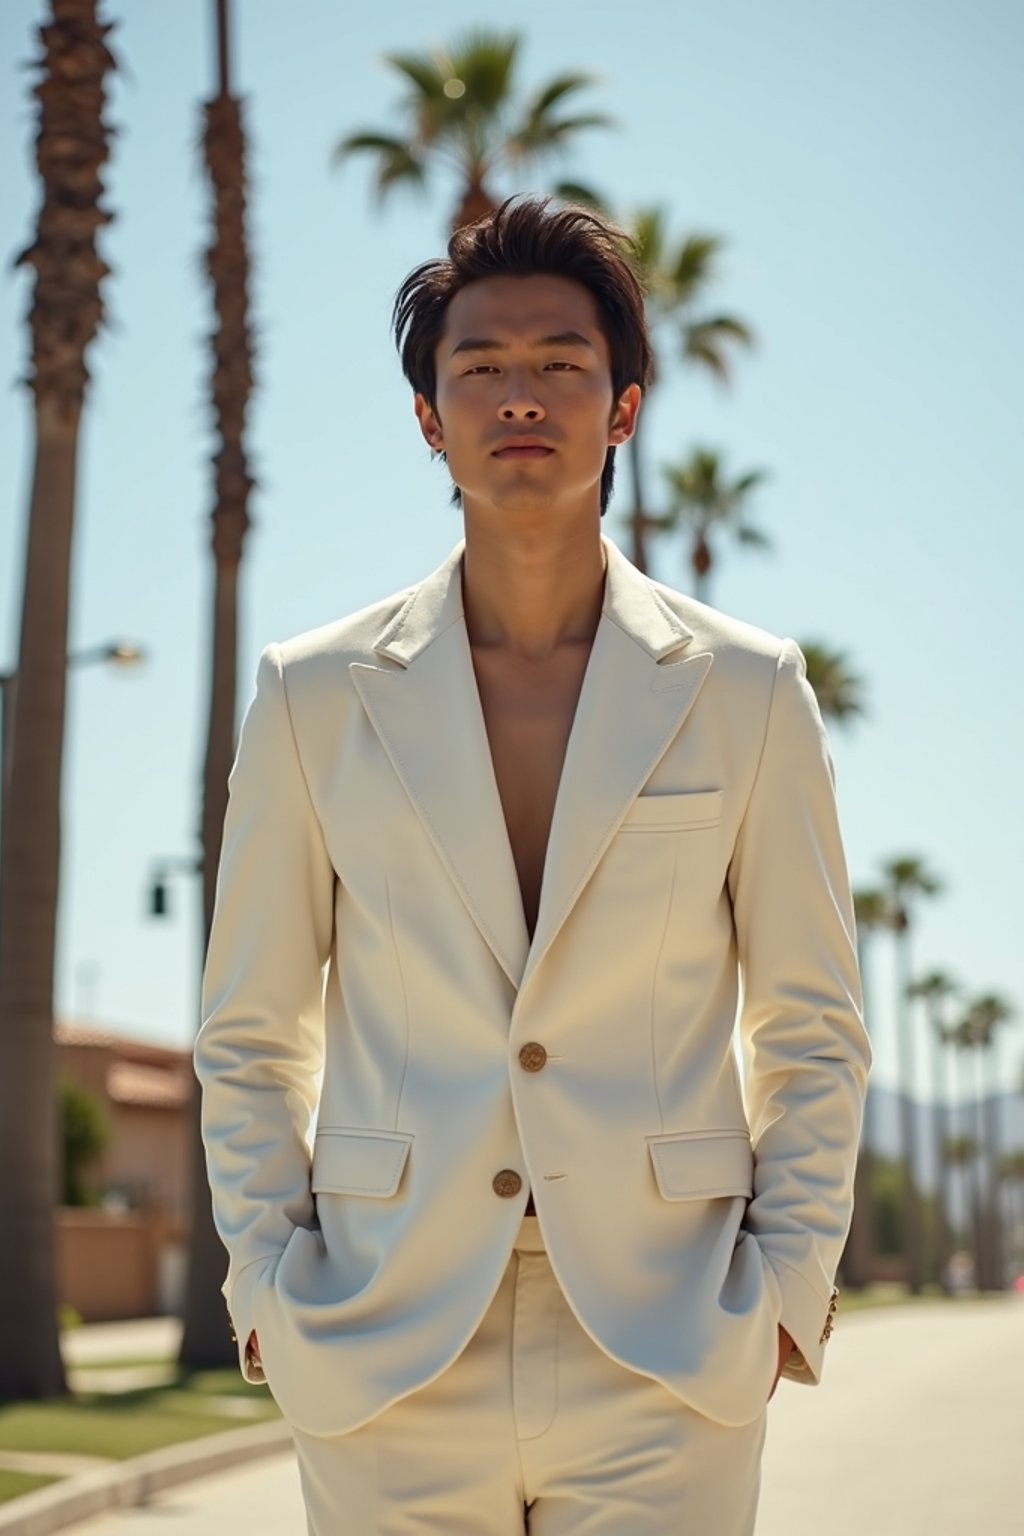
[194,533,870,1438]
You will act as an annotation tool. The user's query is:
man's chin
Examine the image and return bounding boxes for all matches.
[467,484,561,516]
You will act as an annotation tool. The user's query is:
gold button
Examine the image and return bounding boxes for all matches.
[492,1169,522,1199]
[518,1042,548,1073]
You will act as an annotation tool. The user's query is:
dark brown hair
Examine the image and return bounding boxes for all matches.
[391,193,653,516]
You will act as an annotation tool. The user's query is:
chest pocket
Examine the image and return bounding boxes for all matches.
[619,788,723,832]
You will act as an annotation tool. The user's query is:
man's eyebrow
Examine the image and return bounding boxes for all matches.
[448,329,597,358]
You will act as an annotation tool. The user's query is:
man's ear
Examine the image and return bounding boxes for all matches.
[413,392,444,452]
[608,383,642,448]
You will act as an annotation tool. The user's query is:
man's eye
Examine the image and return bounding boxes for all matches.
[462,362,578,375]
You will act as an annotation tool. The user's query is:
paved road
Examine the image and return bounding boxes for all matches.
[758,1293,1023,1536]
[67,1296,1023,1535]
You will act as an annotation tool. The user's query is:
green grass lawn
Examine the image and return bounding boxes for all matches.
[0,1370,280,1469]
[0,1469,63,1503]
[839,1283,1006,1313]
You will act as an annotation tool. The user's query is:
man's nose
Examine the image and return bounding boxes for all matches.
[499,375,546,420]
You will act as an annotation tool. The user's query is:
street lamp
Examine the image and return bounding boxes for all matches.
[0,639,146,875]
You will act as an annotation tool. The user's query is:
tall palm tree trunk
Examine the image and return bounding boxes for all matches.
[894,929,923,1292]
[953,1043,981,1285]
[691,543,711,605]
[0,413,76,1401]
[179,0,256,1369]
[841,929,875,1287]
[627,408,652,572]
[0,0,115,1402]
[979,1043,1003,1290]
[967,1045,988,1287]
[927,1004,952,1290]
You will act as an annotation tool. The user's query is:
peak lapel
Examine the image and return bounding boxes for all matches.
[519,538,713,996]
[349,542,530,989]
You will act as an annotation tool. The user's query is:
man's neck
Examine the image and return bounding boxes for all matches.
[460,521,607,663]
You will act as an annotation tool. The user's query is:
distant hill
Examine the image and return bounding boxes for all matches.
[864,1083,1024,1189]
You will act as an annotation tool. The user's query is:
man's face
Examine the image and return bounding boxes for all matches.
[414,273,640,520]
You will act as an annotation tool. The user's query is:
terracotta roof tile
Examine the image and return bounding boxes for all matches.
[106,1061,189,1109]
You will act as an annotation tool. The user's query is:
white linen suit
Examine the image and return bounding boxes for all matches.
[194,533,870,1444]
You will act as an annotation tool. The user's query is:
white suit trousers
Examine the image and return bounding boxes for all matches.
[290,1213,768,1534]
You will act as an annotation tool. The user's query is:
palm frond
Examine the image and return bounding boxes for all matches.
[527,71,601,116]
[642,511,679,533]
[853,889,894,929]
[382,51,448,100]
[549,180,614,214]
[504,112,614,164]
[446,29,520,113]
[669,233,723,293]
[332,131,411,166]
[693,314,756,345]
[882,857,943,899]
[627,207,668,278]
[376,146,429,197]
[680,329,732,382]
[800,642,867,723]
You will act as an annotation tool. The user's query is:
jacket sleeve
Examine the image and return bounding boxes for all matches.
[193,643,335,1377]
[727,638,871,1385]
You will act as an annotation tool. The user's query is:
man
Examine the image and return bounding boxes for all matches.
[195,194,870,1534]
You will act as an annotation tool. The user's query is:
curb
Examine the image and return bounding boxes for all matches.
[0,1417,293,1536]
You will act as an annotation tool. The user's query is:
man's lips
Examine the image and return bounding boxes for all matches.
[492,445,555,459]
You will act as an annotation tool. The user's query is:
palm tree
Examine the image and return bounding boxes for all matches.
[796,643,867,725]
[949,1018,985,1284]
[881,856,943,1293]
[843,888,892,1287]
[943,1132,979,1283]
[961,994,1015,1290]
[645,447,770,604]
[0,0,116,1403]
[178,0,258,1370]
[336,46,753,576]
[617,210,754,571]
[333,29,612,237]
[907,972,959,1290]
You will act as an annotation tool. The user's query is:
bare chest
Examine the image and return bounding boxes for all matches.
[471,645,592,940]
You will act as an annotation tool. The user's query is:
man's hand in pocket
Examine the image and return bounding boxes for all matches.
[246,1330,262,1370]
[768,1324,795,1400]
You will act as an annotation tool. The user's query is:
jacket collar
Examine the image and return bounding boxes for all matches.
[372,535,695,668]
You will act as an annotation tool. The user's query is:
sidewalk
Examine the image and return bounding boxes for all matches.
[0,1317,289,1536]
[59,1317,182,1369]
[60,1447,303,1536]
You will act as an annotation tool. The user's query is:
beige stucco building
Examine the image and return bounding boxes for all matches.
[55,1019,193,1320]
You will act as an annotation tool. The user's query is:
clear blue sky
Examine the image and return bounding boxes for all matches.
[1,0,1022,1105]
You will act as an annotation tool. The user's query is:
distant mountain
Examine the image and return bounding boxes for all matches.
[864,1084,1024,1189]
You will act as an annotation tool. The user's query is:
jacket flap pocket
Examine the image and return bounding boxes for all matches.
[621,789,723,830]
[311,1129,413,1196]
[647,1129,753,1199]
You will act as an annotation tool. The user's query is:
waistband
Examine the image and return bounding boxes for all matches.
[513,1213,547,1254]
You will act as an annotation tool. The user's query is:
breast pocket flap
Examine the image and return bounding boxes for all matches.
[311,1129,413,1196]
[621,789,723,830]
[647,1130,753,1200]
